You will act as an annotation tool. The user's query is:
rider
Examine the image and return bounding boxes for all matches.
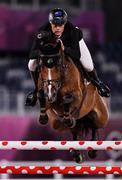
[25,8,110,106]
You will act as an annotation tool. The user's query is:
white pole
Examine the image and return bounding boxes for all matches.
[0,141,122,150]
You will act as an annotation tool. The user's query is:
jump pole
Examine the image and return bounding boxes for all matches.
[0,166,122,174]
[0,141,122,150]
[1,140,122,175]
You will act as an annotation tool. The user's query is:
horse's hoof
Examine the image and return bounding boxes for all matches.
[70,150,84,163]
[88,150,97,159]
[39,114,48,125]
[74,153,84,163]
[64,119,76,128]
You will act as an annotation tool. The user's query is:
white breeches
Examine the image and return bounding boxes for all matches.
[28,39,94,72]
[79,39,94,72]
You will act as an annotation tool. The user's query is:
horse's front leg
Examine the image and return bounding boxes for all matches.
[38,89,48,125]
[88,125,98,159]
[63,94,76,128]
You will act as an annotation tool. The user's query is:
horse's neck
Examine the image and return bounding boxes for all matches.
[68,56,83,78]
[62,56,83,85]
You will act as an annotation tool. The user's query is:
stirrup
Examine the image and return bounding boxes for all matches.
[25,92,37,106]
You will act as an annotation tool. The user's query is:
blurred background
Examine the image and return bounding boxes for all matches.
[0,0,122,179]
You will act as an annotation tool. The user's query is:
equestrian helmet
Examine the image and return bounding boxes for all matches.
[49,8,67,25]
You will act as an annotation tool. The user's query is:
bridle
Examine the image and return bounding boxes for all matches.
[39,53,64,100]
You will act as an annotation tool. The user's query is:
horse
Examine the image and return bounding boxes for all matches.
[36,31,109,163]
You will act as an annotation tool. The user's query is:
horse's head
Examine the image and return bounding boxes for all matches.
[38,31,62,103]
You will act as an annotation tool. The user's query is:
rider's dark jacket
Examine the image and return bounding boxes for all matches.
[29,21,83,61]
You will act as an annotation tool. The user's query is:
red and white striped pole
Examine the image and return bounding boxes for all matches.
[0,141,122,150]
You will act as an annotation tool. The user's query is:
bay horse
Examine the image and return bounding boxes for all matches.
[36,31,109,163]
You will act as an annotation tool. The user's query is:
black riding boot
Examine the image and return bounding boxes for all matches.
[88,69,110,97]
[25,70,38,106]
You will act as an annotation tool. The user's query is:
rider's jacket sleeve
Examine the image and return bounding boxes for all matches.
[63,24,83,61]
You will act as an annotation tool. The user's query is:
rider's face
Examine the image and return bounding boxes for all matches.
[51,24,65,37]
